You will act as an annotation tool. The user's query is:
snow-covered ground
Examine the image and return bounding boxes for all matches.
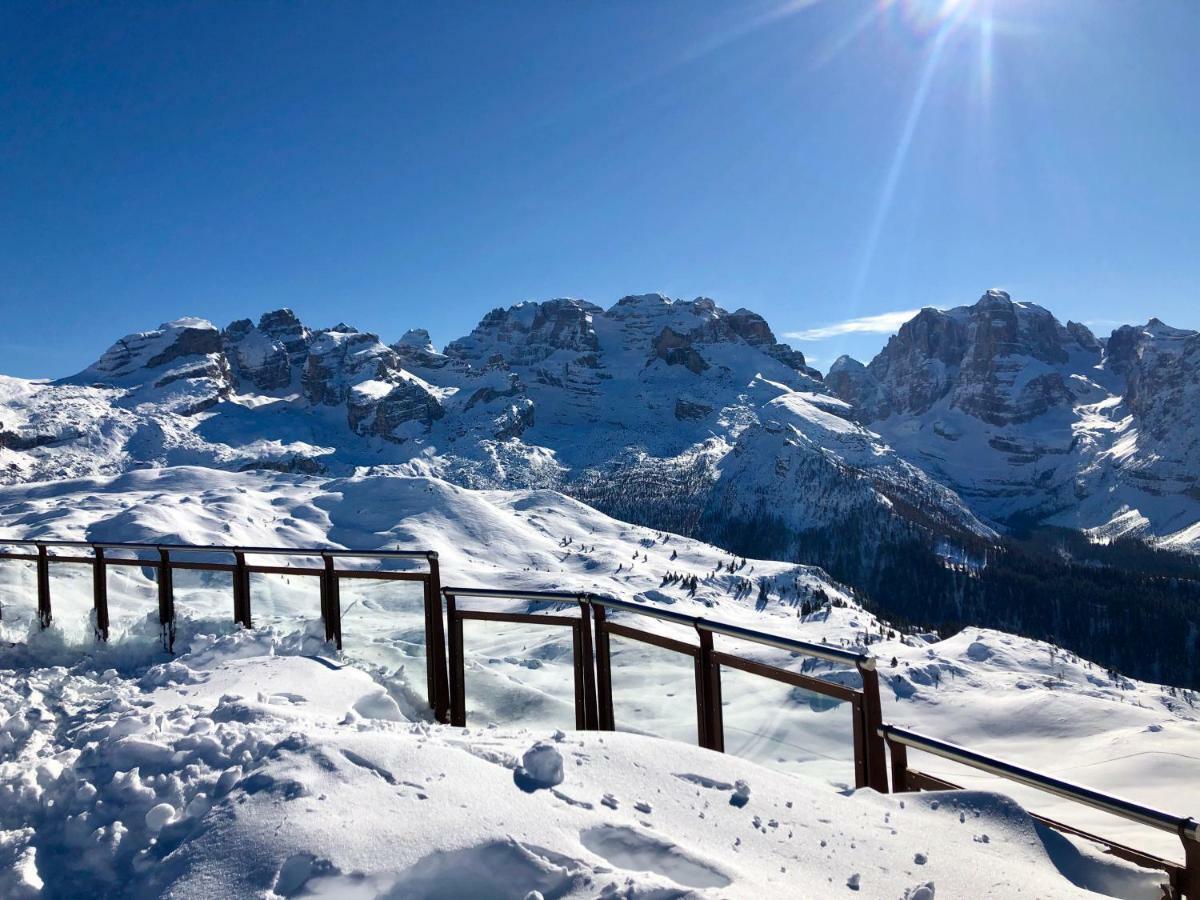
[2,468,1198,897]
[0,625,1173,899]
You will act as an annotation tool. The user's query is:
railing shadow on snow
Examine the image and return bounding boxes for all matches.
[1,537,1197,898]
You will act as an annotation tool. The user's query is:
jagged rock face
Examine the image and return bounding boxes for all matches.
[674,398,713,421]
[826,291,1200,545]
[302,327,444,440]
[347,374,444,439]
[837,291,1096,427]
[824,357,881,423]
[1109,321,1200,440]
[446,299,601,367]
[392,328,455,371]
[652,327,709,374]
[224,309,312,391]
[66,318,233,415]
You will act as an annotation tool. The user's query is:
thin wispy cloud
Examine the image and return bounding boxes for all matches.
[784,309,925,341]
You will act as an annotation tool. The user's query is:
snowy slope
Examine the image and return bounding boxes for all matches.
[1,467,1197,890]
[2,626,1160,899]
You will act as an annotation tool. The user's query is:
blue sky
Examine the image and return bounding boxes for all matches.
[2,0,1197,378]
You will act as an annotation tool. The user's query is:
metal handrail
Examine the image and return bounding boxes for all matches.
[441,584,889,791]
[879,724,1200,842]
[440,586,588,604]
[587,593,874,669]
[442,587,873,669]
[0,537,436,559]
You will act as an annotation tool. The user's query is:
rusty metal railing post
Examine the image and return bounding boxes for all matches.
[1180,833,1200,900]
[157,548,175,653]
[592,601,615,731]
[579,598,600,730]
[885,734,909,794]
[857,659,889,793]
[570,622,587,730]
[696,627,724,752]
[233,551,252,628]
[92,546,109,642]
[426,554,450,723]
[443,590,466,727]
[851,696,868,789]
[36,543,51,629]
[320,554,342,650]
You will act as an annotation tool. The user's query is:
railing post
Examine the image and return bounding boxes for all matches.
[592,601,615,731]
[427,554,450,724]
[857,660,889,793]
[851,696,868,789]
[444,590,466,727]
[1181,832,1200,900]
[157,548,175,653]
[578,599,600,730]
[233,551,252,628]
[321,554,342,650]
[92,546,109,642]
[884,731,910,794]
[36,543,51,629]
[570,623,587,730]
[695,627,724,752]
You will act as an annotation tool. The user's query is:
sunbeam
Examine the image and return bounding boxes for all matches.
[847,19,954,309]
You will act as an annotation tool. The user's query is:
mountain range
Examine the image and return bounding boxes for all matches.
[2,288,1198,684]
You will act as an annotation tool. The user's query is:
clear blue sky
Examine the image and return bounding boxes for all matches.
[2,0,1197,378]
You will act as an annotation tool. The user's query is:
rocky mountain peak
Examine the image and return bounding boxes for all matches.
[444,298,601,367]
[65,318,231,414]
[396,328,435,353]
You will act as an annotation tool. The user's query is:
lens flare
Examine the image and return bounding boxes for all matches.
[888,0,976,38]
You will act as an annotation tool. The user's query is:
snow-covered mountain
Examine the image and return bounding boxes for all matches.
[826,290,1200,550]
[0,295,995,564]
[3,291,1199,689]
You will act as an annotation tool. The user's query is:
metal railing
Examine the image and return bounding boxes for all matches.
[3,536,1196,895]
[0,538,450,722]
[441,586,889,792]
[880,724,1200,899]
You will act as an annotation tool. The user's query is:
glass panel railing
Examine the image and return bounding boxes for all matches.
[459,618,578,731]
[607,632,698,745]
[718,663,855,788]
[0,554,37,642]
[171,567,235,623]
[339,577,430,709]
[248,571,320,631]
[46,561,94,643]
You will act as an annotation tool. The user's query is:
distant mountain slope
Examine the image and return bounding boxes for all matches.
[0,295,995,571]
[827,290,1200,550]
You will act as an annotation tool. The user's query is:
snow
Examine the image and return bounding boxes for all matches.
[1,467,1197,896]
[0,625,1164,898]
